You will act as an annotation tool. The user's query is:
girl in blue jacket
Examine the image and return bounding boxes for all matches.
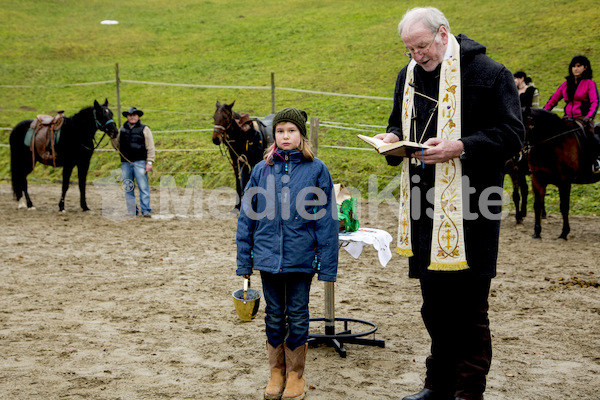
[236,107,338,400]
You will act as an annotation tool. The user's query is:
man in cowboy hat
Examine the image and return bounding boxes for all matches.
[237,114,265,193]
[117,106,156,217]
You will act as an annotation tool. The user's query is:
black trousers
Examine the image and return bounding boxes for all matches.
[420,275,492,400]
[571,116,600,161]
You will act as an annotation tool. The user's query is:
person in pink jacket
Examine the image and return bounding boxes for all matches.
[544,55,600,172]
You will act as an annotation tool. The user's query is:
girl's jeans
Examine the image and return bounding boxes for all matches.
[121,161,151,215]
[260,271,314,350]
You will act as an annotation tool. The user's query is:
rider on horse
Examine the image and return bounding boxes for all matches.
[544,55,600,173]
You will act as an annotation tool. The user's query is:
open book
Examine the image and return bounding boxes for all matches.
[357,134,432,157]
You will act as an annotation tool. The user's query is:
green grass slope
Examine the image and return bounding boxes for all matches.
[1,0,599,214]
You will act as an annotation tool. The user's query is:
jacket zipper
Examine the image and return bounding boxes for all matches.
[278,153,289,271]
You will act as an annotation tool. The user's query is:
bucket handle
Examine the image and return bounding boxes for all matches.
[243,278,249,300]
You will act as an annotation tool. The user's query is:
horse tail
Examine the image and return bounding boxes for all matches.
[9,120,32,200]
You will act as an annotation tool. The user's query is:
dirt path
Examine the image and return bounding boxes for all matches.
[0,183,598,399]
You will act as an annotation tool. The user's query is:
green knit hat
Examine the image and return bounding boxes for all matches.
[272,107,308,137]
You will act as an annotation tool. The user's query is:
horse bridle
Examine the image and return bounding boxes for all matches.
[213,107,235,138]
[89,108,117,151]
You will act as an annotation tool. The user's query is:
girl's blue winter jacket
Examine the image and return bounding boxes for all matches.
[236,150,339,282]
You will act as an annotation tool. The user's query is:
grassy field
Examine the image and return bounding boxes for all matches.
[1,0,599,215]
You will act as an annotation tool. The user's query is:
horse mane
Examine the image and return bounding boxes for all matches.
[59,106,99,145]
[71,106,94,121]
[527,108,567,144]
[532,108,561,125]
[71,106,98,129]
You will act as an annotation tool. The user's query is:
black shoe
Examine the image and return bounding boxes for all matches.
[402,388,452,400]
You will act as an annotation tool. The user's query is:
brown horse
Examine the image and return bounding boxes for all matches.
[212,101,273,208]
[523,107,600,239]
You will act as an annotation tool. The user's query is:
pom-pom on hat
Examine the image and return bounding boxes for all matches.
[272,107,308,137]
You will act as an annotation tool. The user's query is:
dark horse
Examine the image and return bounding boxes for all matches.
[212,100,273,207]
[504,149,530,224]
[523,107,600,239]
[504,142,547,224]
[10,99,119,211]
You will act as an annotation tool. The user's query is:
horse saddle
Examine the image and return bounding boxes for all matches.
[25,112,65,168]
[254,114,274,147]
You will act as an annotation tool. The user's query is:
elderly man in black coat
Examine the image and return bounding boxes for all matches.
[375,7,524,400]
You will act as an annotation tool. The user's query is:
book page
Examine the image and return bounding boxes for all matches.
[357,134,387,149]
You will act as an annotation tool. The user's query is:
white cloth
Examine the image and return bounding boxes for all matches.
[339,228,393,267]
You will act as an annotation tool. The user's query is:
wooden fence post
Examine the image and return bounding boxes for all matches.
[310,117,319,156]
[115,63,121,127]
[271,72,275,114]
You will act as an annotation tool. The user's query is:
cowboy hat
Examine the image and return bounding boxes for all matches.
[122,107,144,117]
[238,114,253,126]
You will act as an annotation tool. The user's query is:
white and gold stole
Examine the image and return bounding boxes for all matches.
[396,34,468,271]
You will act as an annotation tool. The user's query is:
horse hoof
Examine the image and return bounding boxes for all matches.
[27,207,37,211]
[532,233,541,239]
[17,198,27,209]
[558,235,568,240]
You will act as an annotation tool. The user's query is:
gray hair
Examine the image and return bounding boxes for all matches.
[398,7,450,37]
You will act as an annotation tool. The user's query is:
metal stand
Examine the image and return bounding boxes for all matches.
[308,281,385,358]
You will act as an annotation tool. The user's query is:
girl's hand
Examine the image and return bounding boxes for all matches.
[242,274,252,279]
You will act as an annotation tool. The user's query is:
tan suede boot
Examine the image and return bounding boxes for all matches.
[282,343,307,400]
[265,341,286,400]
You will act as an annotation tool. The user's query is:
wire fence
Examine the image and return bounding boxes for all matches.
[1,78,394,100]
[1,74,560,154]
[0,75,393,153]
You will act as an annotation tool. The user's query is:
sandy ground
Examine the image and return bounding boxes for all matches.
[0,182,598,400]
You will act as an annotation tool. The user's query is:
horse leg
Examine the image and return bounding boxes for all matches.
[510,172,522,224]
[15,169,35,209]
[542,204,547,220]
[233,163,242,210]
[512,185,522,223]
[22,179,34,209]
[77,159,91,211]
[557,184,571,240]
[518,172,528,222]
[531,178,545,239]
[10,143,35,209]
[15,176,35,209]
[59,164,75,212]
